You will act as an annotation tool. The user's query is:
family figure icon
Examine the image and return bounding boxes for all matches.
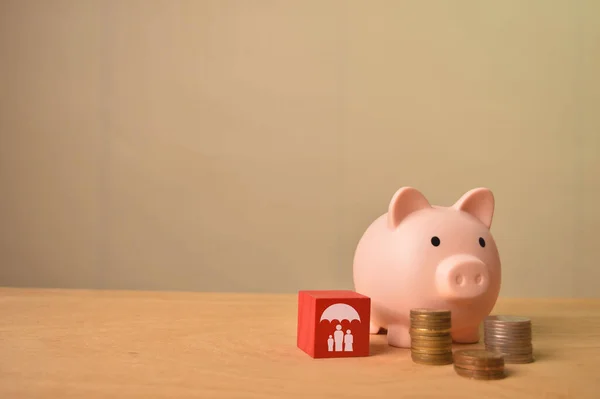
[327,324,354,352]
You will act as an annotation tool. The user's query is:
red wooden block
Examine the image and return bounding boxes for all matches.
[297,290,371,358]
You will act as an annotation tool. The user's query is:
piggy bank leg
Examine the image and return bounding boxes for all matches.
[387,324,410,348]
[451,326,480,344]
[370,321,382,334]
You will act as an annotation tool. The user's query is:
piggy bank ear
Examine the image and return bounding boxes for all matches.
[387,187,431,229]
[453,188,495,228]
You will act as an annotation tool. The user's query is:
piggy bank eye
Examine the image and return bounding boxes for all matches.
[479,237,486,248]
[431,236,441,247]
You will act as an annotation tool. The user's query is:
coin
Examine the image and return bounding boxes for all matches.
[411,320,451,326]
[452,349,506,379]
[411,327,451,333]
[411,322,451,327]
[485,315,531,324]
[454,366,506,376]
[410,334,453,341]
[485,350,534,360]
[410,339,453,348]
[411,343,453,350]
[453,349,504,363]
[485,328,531,333]
[410,347,453,355]
[484,328,532,335]
[485,339,532,346]
[453,356,504,367]
[485,343,533,351]
[410,314,452,321]
[411,353,453,361]
[412,359,454,366]
[411,319,451,324]
[485,340,531,347]
[454,366,506,380]
[483,332,532,341]
[411,326,451,332]
[410,308,451,317]
[486,336,531,342]
[411,311,452,316]
[483,314,534,364]
[486,349,533,357]
[484,325,531,331]
[454,363,505,371]
[410,316,452,322]
[409,308,454,366]
[411,353,452,366]
[485,346,533,355]
[410,328,451,335]
[484,321,532,329]
[411,317,451,322]
[411,353,453,365]
[411,321,451,327]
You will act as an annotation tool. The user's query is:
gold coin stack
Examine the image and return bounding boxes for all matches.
[409,308,453,365]
[483,315,534,364]
[453,349,506,380]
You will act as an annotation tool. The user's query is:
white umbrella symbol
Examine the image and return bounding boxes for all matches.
[319,303,361,323]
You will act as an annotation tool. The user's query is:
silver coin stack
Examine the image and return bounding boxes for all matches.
[483,315,534,364]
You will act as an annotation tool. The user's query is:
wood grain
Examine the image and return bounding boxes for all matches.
[1,288,599,398]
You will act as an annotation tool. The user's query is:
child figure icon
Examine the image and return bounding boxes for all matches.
[327,335,334,351]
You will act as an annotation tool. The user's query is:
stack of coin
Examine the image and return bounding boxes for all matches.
[483,315,534,363]
[409,308,453,365]
[453,349,506,380]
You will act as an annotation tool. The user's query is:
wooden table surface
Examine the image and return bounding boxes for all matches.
[1,288,599,398]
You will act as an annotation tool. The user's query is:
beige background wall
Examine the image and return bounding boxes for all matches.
[1,1,598,297]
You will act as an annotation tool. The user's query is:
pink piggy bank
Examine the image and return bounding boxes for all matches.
[352,187,501,348]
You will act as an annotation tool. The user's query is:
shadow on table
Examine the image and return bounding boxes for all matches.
[528,349,556,362]
[368,332,411,357]
[369,341,398,356]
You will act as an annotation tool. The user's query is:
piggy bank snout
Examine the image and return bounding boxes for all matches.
[435,255,490,299]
